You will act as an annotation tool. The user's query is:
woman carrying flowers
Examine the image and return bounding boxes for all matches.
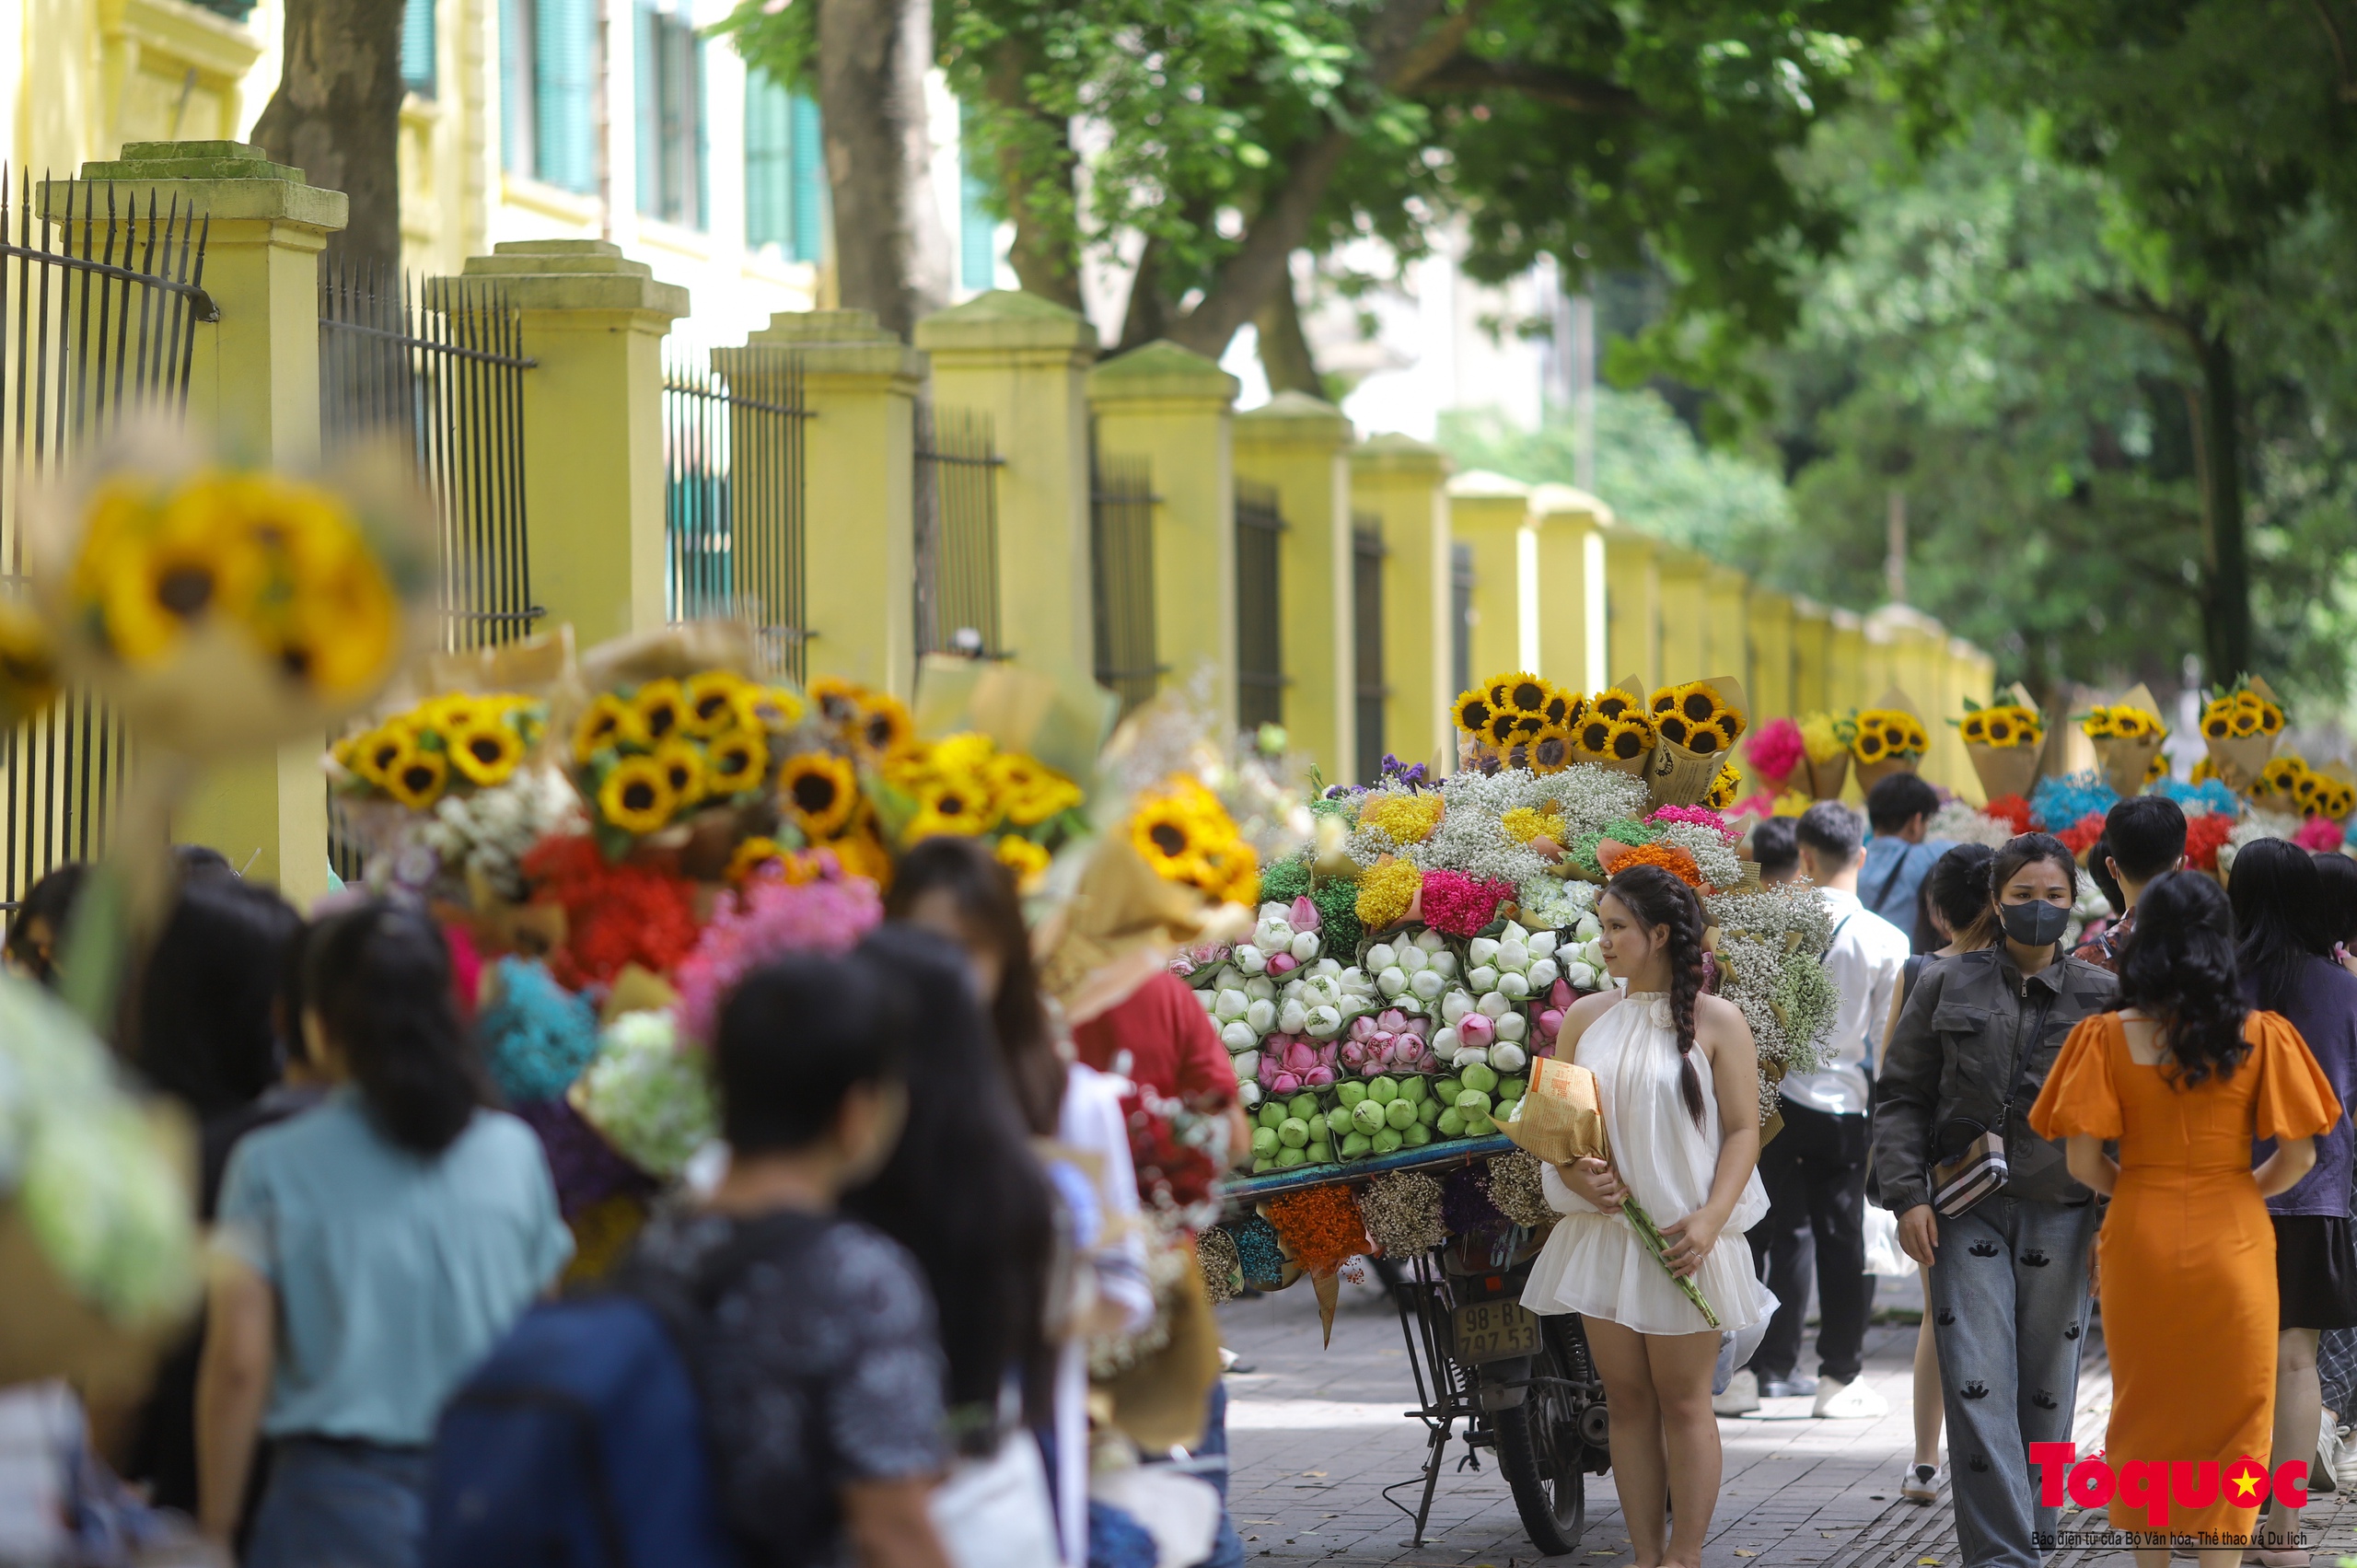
[1521,864,1775,1568]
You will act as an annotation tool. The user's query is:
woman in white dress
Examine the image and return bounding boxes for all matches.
[1522,864,1775,1568]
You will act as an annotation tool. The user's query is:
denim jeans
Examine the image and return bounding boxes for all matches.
[1927,1196,2099,1568]
[245,1437,430,1568]
[1190,1380,1244,1568]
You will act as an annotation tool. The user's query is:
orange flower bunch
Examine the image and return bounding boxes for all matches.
[1264,1185,1374,1273]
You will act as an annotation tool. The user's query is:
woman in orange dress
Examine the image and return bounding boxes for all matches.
[2029,872,2340,1568]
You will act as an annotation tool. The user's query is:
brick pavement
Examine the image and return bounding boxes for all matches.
[1216,1280,2357,1568]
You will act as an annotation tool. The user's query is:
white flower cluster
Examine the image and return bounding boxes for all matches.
[1532,763,1654,838]
[1364,927,1463,1013]
[1514,872,1596,932]
[1705,881,1840,1096]
[409,765,582,900]
[1407,798,1548,886]
[2220,809,2303,878]
[1649,820,1744,891]
[1925,799,2018,848]
[1430,921,1564,1075]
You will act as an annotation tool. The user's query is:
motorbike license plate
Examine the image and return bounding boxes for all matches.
[1451,1299,1542,1365]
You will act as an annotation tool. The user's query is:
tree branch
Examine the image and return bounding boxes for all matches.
[1411,54,1643,114]
[2308,0,2357,101]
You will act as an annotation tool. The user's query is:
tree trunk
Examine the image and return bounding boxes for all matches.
[1116,236,1169,351]
[2185,322,2251,679]
[250,0,407,272]
[818,0,949,341]
[983,49,1083,313]
[1254,265,1321,395]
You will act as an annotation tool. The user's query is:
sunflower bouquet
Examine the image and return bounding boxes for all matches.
[1795,712,1857,799]
[1643,678,1748,807]
[569,669,807,858]
[1130,774,1261,908]
[1569,683,1656,776]
[1955,692,2044,802]
[2247,753,2351,821]
[2198,676,2286,795]
[1452,670,1580,774]
[336,691,549,813]
[2079,682,2170,798]
[868,730,1086,891]
[1851,700,1931,791]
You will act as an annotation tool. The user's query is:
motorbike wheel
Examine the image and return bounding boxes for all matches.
[1492,1320,1588,1555]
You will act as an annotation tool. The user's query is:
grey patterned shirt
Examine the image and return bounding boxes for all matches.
[631,1207,949,1567]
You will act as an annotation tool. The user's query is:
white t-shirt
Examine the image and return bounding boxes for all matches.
[1778,887,1910,1119]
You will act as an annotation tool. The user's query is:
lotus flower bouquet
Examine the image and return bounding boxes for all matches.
[1364,927,1460,1013]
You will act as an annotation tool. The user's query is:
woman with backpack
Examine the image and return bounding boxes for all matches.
[197,902,572,1567]
[1873,832,2119,1568]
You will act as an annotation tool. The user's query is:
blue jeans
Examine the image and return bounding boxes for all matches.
[1194,1381,1244,1568]
[1928,1197,2099,1568]
[246,1437,430,1568]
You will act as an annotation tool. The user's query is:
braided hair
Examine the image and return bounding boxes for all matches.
[1604,863,1711,1129]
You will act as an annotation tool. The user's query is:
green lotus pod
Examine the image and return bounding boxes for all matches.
[1368,1075,1399,1105]
[1326,1107,1355,1137]
[1401,1121,1432,1147]
[1435,1076,1463,1106]
[1465,1113,1494,1137]
[1497,1075,1527,1103]
[1288,1093,1320,1121]
[1351,1099,1387,1135]
[1279,1117,1310,1148]
[1399,1076,1430,1106]
[1371,1127,1402,1156]
[1436,1107,1467,1137]
[1418,1098,1442,1126]
[1259,1102,1286,1131]
[1341,1131,1375,1158]
[1456,1088,1492,1117]
[1251,1126,1279,1158]
[1276,1145,1307,1167]
[1459,1062,1499,1094]
[1253,1156,1274,1173]
[1335,1080,1368,1109]
[1384,1098,1417,1131]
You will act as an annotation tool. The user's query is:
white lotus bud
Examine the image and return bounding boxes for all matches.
[1478,991,1512,1019]
[1236,944,1268,975]
[1528,932,1559,959]
[1214,988,1249,1023]
[1454,1044,1491,1069]
[1279,1001,1308,1034]
[1246,999,1277,1034]
[1468,965,1499,993]
[1220,1019,1258,1051]
[1427,950,1458,981]
[1305,1005,1343,1039]
[1527,958,1561,991]
[1495,1011,1527,1043]
[1415,928,1447,952]
[1233,1051,1260,1080]
[1569,962,1598,991]
[1195,989,1219,1014]
[1496,940,1529,973]
[1366,943,1399,972]
[1492,1043,1528,1074]
[1260,900,1291,922]
[1575,914,1601,941]
[1504,921,1530,945]
[1497,970,1531,1000]
[1433,1026,1459,1055]
[1291,931,1321,962]
[1410,969,1446,1002]
[1244,976,1278,1003]
[1255,919,1291,952]
[1398,945,1430,974]
[1469,936,1501,968]
[1238,1081,1262,1109]
[1377,966,1409,997]
[1441,990,1475,1026]
[1312,958,1342,979]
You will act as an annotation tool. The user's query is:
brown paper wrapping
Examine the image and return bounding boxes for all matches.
[1497,1056,1611,1168]
[1643,676,1747,808]
[1965,743,2041,802]
[1101,1249,1223,1451]
[1801,750,1852,800]
[2087,681,2166,796]
[2202,676,2284,795]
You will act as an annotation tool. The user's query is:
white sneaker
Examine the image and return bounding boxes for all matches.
[1713,1367,1760,1416]
[2335,1423,2357,1492]
[1814,1376,1888,1418]
[1901,1461,1941,1503]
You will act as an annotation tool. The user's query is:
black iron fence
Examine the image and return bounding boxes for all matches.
[666,344,811,679]
[318,264,539,649]
[1450,541,1475,699]
[913,403,1004,657]
[1090,450,1159,716]
[1,173,211,910]
[1235,479,1285,731]
[1353,515,1387,784]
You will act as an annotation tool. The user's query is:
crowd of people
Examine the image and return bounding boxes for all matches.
[2,835,1248,1568]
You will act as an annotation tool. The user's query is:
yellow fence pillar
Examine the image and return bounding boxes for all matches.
[461,239,687,649]
[1446,471,1533,701]
[1706,565,1749,687]
[1655,546,1709,687]
[1792,598,1832,714]
[914,292,1097,681]
[1604,528,1661,691]
[1748,590,1795,723]
[59,142,348,905]
[1831,610,1869,711]
[1235,392,1356,781]
[1351,435,1454,776]
[1089,342,1240,721]
[1527,485,1610,697]
[735,308,923,692]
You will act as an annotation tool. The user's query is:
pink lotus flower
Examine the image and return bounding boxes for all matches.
[1550,979,1575,1009]
[1458,1013,1495,1049]
[1267,952,1298,975]
[1290,896,1320,932]
[1283,1039,1318,1074]
[1377,1008,1409,1034]
[1271,1071,1302,1095]
[1349,1016,1380,1043]
[1538,1007,1565,1040]
[1340,1040,1370,1070]
[1304,1064,1336,1087]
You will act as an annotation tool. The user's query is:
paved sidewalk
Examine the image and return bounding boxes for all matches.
[1217,1279,2355,1568]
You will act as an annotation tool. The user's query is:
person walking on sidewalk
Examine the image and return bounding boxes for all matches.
[1874,833,2119,1568]
[1860,773,1954,948]
[1721,803,1909,1420]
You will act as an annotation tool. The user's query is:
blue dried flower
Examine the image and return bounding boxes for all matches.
[1231,1213,1289,1286]
[479,956,601,1105]
[2028,771,2119,833]
[2156,776,2240,818]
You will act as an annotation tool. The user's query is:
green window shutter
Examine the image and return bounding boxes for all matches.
[788,94,824,263]
[744,69,791,250]
[534,0,598,193]
[499,0,532,174]
[958,101,994,290]
[401,0,436,97]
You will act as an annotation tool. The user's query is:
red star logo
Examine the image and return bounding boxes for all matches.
[2224,1457,2270,1505]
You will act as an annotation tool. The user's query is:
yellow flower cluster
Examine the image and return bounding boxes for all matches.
[1452,671,1577,742]
[1354,858,1424,929]
[1360,792,1445,845]
[2145,752,2171,787]
[1649,681,1747,758]
[883,731,1085,844]
[2200,687,2284,741]
[1499,803,1562,845]
[1707,761,1742,811]
[1852,709,1930,764]
[1130,775,1259,906]
[995,834,1052,891]
[1771,789,1813,818]
[2248,754,2354,819]
[1798,712,1857,763]
[337,690,548,811]
[810,675,916,761]
[71,469,400,698]
[1573,688,1655,763]
[573,670,801,837]
[0,599,60,727]
[1957,703,2042,749]
[2082,704,2165,742]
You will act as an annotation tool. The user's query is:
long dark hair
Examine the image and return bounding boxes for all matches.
[886,835,1064,1137]
[2118,871,2251,1089]
[2228,837,2328,1013]
[304,902,487,1155]
[1604,864,1709,1128]
[1960,832,2078,953]
[840,924,1055,1416]
[134,876,303,1121]
[1915,842,1996,951]
[2316,852,2357,949]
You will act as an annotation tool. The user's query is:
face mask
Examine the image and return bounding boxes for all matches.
[1999,898,2072,947]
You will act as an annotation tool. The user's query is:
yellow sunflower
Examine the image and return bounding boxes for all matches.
[854,693,916,760]
[993,752,1083,826]
[780,751,859,837]
[1528,725,1573,774]
[447,721,525,787]
[995,834,1052,889]
[1960,712,1991,744]
[1676,683,1724,727]
[2230,709,2263,738]
[598,755,677,834]
[1590,691,1637,723]
[354,724,415,787]
[385,748,448,811]
[726,836,786,882]
[1540,689,1576,727]
[2192,754,2222,784]
[2079,709,2114,739]
[1199,838,1261,906]
[1656,712,1692,749]
[819,824,894,887]
[1574,715,1617,756]
[1484,708,1522,748]
[1453,688,1496,737]
[809,674,865,728]
[735,683,807,734]
[704,728,770,795]
[1984,714,2016,747]
[1131,783,1222,879]
[1501,672,1552,717]
[683,670,751,737]
[573,694,645,763]
[2202,710,2235,740]
[909,771,1000,838]
[2144,752,2170,787]
[632,679,689,744]
[1855,729,1888,763]
[1605,718,1652,762]
[652,738,708,811]
[2259,703,2285,736]
[1707,761,1741,811]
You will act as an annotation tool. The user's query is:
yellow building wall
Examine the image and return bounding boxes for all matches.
[1446,471,1532,701]
[1527,484,1609,697]
[1603,528,1660,692]
[1654,547,1708,691]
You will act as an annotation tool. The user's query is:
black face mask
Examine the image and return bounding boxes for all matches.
[1999,899,2072,948]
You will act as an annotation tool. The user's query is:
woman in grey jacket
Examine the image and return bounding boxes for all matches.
[1872,833,2120,1568]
